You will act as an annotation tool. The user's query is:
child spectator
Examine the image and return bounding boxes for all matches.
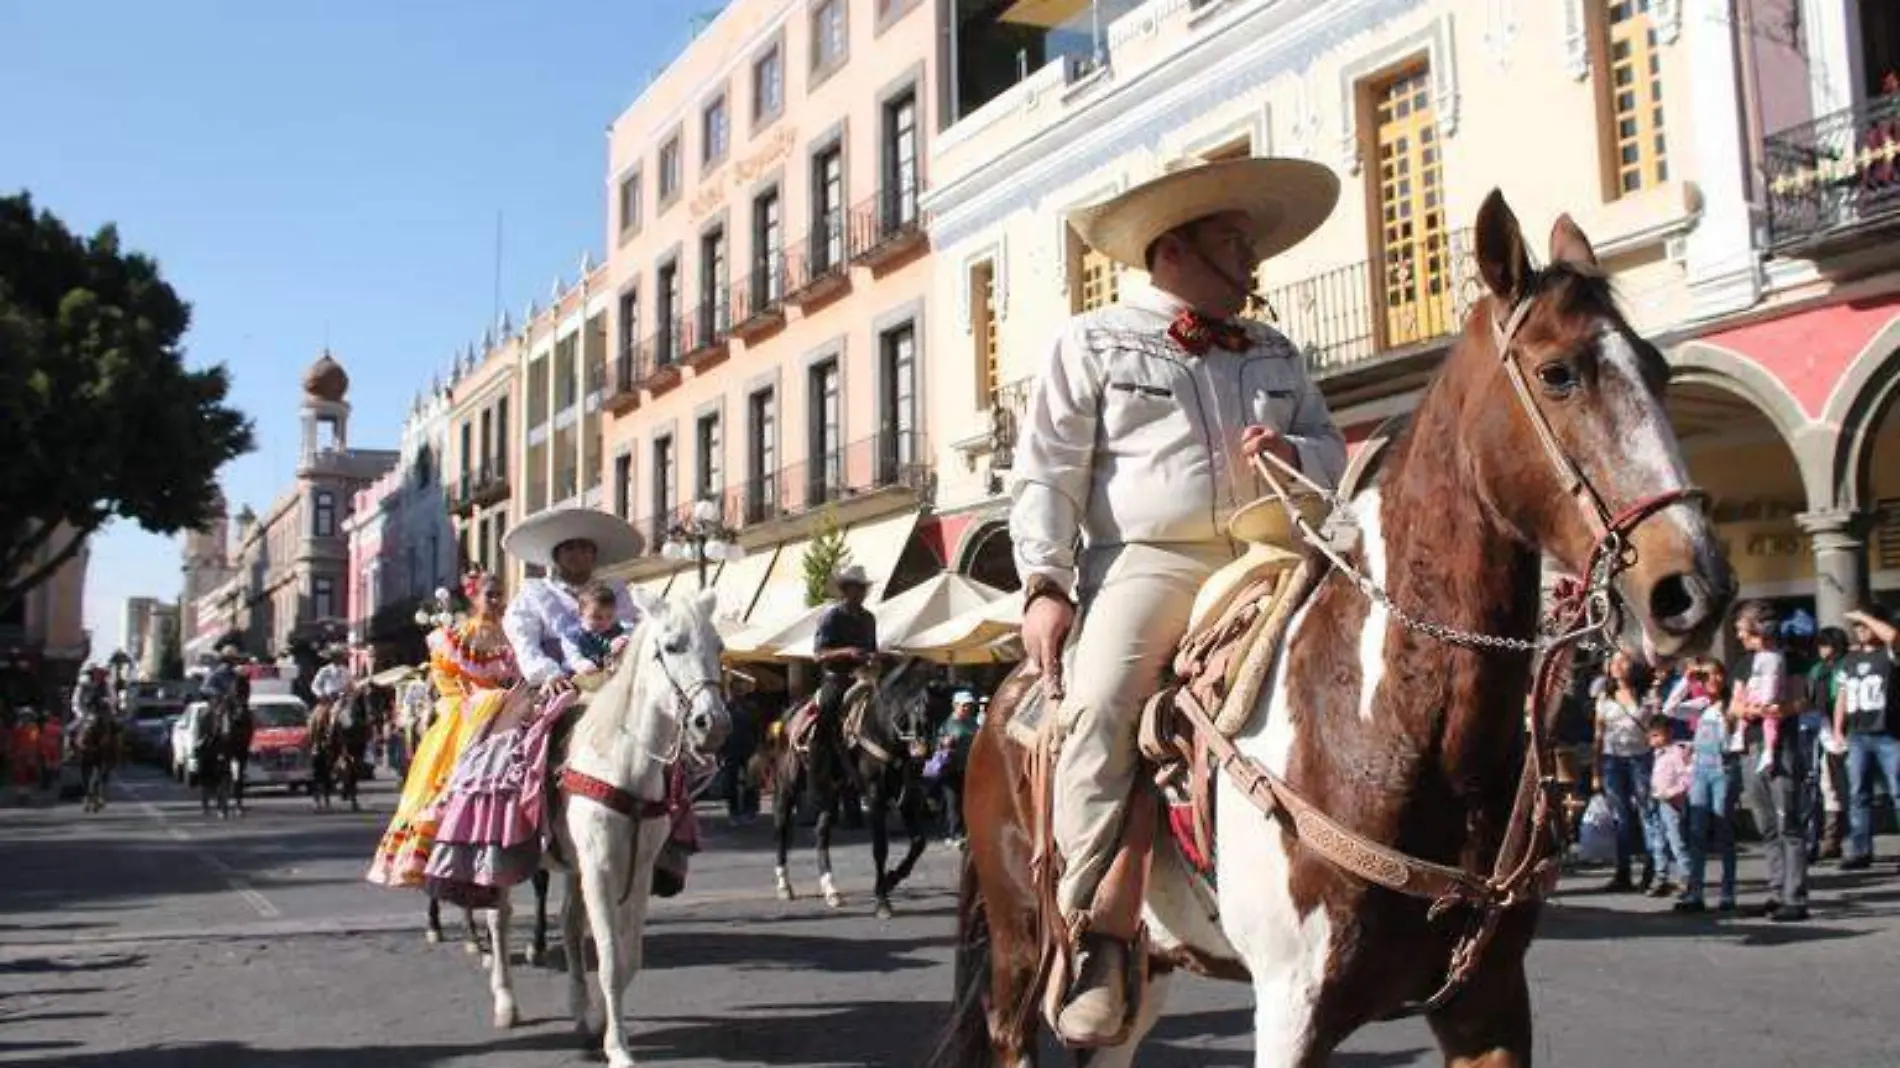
[1648,713,1693,898]
[1677,659,1739,913]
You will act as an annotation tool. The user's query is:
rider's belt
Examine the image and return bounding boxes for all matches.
[558,767,669,820]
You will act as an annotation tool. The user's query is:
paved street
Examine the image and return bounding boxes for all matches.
[4,767,1899,1068]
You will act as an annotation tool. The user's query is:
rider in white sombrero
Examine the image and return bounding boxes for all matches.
[1015,156,1349,1043]
[500,507,645,691]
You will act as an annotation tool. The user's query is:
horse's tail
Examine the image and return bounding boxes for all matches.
[919,848,992,1068]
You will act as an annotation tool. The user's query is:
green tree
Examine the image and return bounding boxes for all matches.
[155,610,184,681]
[0,192,253,613]
[801,507,851,607]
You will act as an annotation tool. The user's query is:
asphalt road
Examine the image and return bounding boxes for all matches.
[3,766,1899,1067]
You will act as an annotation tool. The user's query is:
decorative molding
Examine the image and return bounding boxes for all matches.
[1560,0,1589,81]
[956,238,1010,334]
[1054,177,1128,296]
[1483,0,1517,71]
[1335,11,1459,175]
[925,0,1428,250]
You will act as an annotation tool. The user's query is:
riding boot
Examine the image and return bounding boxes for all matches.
[1822,812,1844,861]
[1056,934,1129,1044]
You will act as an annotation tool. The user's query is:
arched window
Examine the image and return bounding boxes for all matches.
[313,491,337,537]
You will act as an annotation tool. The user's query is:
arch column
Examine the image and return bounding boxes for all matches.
[1796,508,1872,626]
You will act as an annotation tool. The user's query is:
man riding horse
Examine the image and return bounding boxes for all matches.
[1011,158,1347,1043]
[811,565,877,810]
[199,641,254,817]
[500,506,699,896]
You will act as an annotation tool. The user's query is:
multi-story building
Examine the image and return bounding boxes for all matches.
[345,370,458,672]
[218,352,399,657]
[1,523,90,707]
[448,323,523,592]
[135,601,178,681]
[922,0,1900,627]
[119,595,162,667]
[179,489,235,663]
[599,0,944,631]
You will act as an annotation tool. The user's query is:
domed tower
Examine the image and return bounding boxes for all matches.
[299,348,351,470]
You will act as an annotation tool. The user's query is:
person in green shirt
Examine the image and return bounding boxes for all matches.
[931,692,982,843]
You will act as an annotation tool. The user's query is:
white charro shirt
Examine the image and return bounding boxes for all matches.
[1009,281,1348,596]
[502,575,643,686]
[311,664,351,702]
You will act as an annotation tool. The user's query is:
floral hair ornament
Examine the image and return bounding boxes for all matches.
[460,568,488,602]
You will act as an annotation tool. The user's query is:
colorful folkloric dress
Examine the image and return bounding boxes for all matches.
[366,621,517,887]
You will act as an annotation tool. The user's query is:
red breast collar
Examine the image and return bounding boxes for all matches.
[558,766,669,820]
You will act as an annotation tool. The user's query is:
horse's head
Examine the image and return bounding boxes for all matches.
[613,586,733,761]
[1451,190,1732,656]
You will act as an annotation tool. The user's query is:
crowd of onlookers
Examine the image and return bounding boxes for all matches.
[1565,600,1899,921]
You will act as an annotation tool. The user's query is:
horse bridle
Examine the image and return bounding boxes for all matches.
[645,645,725,767]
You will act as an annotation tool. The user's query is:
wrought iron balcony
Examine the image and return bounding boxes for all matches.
[1258,227,1480,378]
[636,431,935,538]
[849,183,926,268]
[730,258,788,340]
[606,342,645,415]
[682,297,731,367]
[782,217,850,308]
[1763,92,1900,251]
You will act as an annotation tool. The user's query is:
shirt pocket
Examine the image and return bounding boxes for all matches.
[1099,375,1187,443]
[1240,359,1298,428]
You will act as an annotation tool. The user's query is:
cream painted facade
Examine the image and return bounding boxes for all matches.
[922,0,1900,625]
[598,0,943,629]
[2,522,91,704]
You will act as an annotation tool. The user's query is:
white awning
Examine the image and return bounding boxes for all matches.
[774,573,1004,659]
[897,595,1025,663]
[841,511,921,602]
[632,569,681,602]
[744,534,819,632]
[727,509,923,658]
[708,543,777,633]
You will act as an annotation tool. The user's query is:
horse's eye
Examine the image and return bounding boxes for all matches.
[1536,361,1579,397]
[663,634,688,655]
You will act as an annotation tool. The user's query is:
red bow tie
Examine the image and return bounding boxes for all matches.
[1168,309,1250,355]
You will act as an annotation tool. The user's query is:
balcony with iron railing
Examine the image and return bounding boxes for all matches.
[782,216,850,309]
[1258,227,1481,382]
[848,183,926,269]
[607,340,646,415]
[452,461,510,515]
[681,295,731,367]
[1764,90,1900,253]
[730,257,788,340]
[627,430,933,557]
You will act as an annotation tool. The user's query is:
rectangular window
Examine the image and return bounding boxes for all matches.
[494,399,509,477]
[754,189,783,304]
[617,172,642,236]
[813,0,846,71]
[1601,0,1669,195]
[652,435,677,541]
[809,359,841,504]
[458,420,473,486]
[754,46,784,122]
[702,95,729,167]
[814,146,844,271]
[973,261,999,408]
[658,262,680,364]
[312,577,336,620]
[696,413,723,501]
[659,136,682,203]
[617,288,640,381]
[748,388,777,521]
[700,227,728,338]
[479,409,493,479]
[554,333,578,412]
[881,325,917,481]
[883,91,919,229]
[313,491,337,538]
[1077,242,1120,313]
[614,454,633,519]
[1370,65,1452,348]
[493,515,506,572]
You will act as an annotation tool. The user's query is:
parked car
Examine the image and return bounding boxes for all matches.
[121,681,194,764]
[245,696,313,791]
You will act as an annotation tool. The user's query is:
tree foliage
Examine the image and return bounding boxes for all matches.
[801,507,851,608]
[0,191,254,612]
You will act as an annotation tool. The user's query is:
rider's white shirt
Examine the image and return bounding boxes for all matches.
[1009,282,1348,596]
[311,664,351,702]
[503,576,642,686]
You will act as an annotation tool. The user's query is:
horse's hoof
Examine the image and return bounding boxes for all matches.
[465,941,482,956]
[873,898,894,920]
[526,946,546,967]
[492,1003,519,1030]
[775,882,795,901]
[425,928,443,945]
[824,890,844,909]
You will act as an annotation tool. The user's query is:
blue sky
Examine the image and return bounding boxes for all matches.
[0,1,727,650]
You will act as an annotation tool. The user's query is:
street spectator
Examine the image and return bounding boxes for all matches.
[1834,606,1898,871]
[1732,601,1811,921]
[9,711,41,804]
[1677,658,1739,913]
[37,711,62,792]
[1594,650,1656,892]
[1648,714,1693,898]
[1809,626,1851,860]
[928,692,981,843]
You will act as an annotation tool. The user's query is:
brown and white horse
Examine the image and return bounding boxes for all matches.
[929,191,1732,1068]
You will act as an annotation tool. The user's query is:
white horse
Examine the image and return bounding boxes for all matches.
[483,587,731,1068]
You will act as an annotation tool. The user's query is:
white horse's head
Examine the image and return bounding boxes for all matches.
[583,587,732,774]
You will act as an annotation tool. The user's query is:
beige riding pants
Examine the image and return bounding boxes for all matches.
[1053,540,1234,917]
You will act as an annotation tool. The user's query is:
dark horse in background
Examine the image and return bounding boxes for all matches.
[309,693,367,813]
[74,707,119,813]
[770,656,945,917]
[197,684,254,819]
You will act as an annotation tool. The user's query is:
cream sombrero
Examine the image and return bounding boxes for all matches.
[1067,157,1339,270]
[502,506,643,571]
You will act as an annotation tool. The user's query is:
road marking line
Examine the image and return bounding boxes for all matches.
[125,783,281,919]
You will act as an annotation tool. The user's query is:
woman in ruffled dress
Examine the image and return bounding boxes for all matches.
[367,571,518,887]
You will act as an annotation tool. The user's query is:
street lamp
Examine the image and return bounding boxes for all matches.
[661,497,745,589]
